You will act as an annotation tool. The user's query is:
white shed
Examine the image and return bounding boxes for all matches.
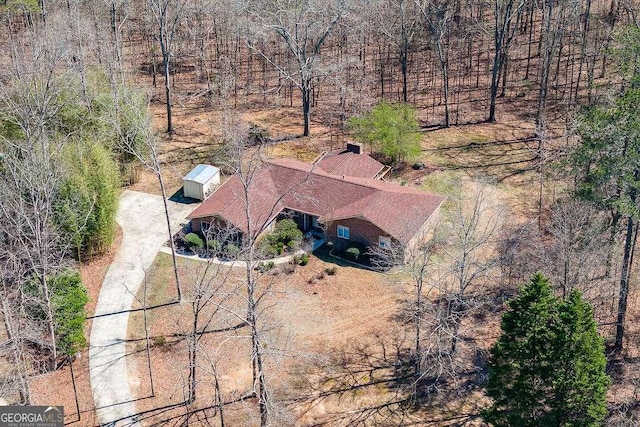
[183,164,220,201]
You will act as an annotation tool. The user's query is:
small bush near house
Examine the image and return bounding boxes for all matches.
[282,263,297,274]
[324,266,337,275]
[224,243,240,259]
[258,236,278,258]
[345,246,361,261]
[258,261,275,273]
[257,219,304,259]
[274,241,285,255]
[185,233,204,250]
[294,253,309,266]
[272,219,303,249]
[207,239,221,253]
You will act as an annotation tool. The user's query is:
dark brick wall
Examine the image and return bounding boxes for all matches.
[326,217,391,250]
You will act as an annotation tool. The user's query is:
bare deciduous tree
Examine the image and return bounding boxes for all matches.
[247,0,347,136]
[437,182,504,356]
[487,0,527,123]
[0,35,77,369]
[416,0,453,127]
[147,0,189,133]
[112,85,184,301]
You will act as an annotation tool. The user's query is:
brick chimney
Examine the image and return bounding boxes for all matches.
[346,142,363,154]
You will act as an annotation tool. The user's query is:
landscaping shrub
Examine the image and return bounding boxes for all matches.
[257,219,304,258]
[50,270,89,356]
[300,253,309,265]
[258,236,279,258]
[345,246,361,261]
[274,241,285,255]
[224,243,240,259]
[324,266,337,275]
[185,232,204,250]
[294,253,309,266]
[258,261,275,273]
[282,263,296,274]
[206,239,221,253]
[272,219,303,248]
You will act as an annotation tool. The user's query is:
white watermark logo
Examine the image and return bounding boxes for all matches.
[0,406,63,427]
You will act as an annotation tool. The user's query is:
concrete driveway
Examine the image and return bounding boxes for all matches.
[89,190,195,426]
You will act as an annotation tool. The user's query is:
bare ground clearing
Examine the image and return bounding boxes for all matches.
[20,65,640,423]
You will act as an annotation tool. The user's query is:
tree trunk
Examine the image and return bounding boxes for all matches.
[213,364,225,427]
[488,49,502,123]
[188,301,198,403]
[401,47,408,103]
[302,83,311,137]
[615,214,637,351]
[3,299,30,404]
[163,51,173,133]
[574,0,592,102]
[535,0,556,134]
[414,276,423,374]
[158,20,173,133]
[245,254,268,425]
[41,274,58,370]
[156,167,182,301]
[437,44,450,128]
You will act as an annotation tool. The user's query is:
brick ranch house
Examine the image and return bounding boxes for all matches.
[186,145,445,260]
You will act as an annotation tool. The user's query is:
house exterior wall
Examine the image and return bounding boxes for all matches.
[404,204,443,259]
[191,215,273,245]
[191,216,237,237]
[326,217,393,250]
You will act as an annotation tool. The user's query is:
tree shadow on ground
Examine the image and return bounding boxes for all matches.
[284,330,485,426]
[427,136,545,183]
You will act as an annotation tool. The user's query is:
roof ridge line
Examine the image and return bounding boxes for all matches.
[266,158,425,195]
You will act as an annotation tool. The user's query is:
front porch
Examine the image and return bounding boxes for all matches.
[278,209,325,251]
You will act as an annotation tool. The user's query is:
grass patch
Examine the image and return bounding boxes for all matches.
[127,252,237,342]
[139,252,177,308]
[420,170,465,199]
[269,141,322,162]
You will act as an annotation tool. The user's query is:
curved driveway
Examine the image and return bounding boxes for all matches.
[89,190,195,426]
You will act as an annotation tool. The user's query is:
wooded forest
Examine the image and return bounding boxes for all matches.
[2,0,640,425]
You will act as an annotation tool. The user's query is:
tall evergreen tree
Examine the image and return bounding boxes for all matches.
[571,87,640,351]
[484,273,609,426]
[550,290,609,425]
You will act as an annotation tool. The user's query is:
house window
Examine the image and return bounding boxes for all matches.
[379,236,391,249]
[337,225,350,239]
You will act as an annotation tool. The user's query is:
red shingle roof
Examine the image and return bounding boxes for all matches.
[315,150,386,178]
[187,158,445,244]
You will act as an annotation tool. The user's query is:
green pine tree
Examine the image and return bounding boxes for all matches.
[550,290,610,425]
[484,273,609,426]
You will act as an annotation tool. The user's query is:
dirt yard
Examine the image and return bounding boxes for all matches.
[19,87,640,425]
